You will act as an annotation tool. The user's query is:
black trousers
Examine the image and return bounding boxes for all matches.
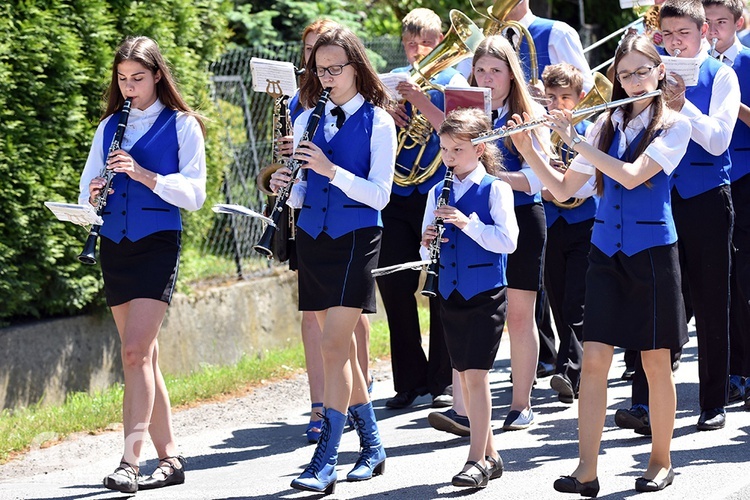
[730,174,750,376]
[537,288,557,365]
[634,186,733,410]
[376,191,451,396]
[543,217,591,389]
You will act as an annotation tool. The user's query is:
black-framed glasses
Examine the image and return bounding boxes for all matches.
[616,65,657,84]
[314,62,353,77]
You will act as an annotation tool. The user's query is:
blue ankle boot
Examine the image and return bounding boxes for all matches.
[291,407,346,494]
[347,402,386,481]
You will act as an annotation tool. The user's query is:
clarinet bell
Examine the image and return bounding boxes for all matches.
[421,266,438,298]
[253,226,275,258]
[78,233,98,265]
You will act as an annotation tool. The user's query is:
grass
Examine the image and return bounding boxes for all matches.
[0,306,429,464]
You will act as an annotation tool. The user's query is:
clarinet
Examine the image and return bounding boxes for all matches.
[254,87,332,256]
[421,167,455,297]
[78,97,133,265]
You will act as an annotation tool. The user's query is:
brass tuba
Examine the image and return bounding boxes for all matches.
[394,10,484,187]
[550,72,612,209]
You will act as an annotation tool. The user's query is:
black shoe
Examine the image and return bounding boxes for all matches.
[621,367,636,380]
[697,407,725,431]
[635,467,675,492]
[550,374,577,404]
[103,461,139,493]
[428,409,470,437]
[614,405,651,435]
[432,385,453,408]
[138,456,186,490]
[385,388,426,409]
[485,455,503,480]
[553,475,600,497]
[451,461,489,488]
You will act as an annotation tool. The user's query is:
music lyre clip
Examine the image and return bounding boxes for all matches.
[266,80,283,99]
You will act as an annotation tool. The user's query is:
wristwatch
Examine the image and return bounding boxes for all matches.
[570,135,585,152]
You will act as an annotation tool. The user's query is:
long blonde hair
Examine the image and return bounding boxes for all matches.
[439,108,503,176]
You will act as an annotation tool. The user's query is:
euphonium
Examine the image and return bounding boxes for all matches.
[550,72,612,209]
[422,167,455,297]
[254,88,331,257]
[78,97,133,265]
[394,10,484,187]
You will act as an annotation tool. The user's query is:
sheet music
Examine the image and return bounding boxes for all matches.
[378,72,411,101]
[619,0,654,8]
[212,204,275,226]
[44,202,103,226]
[250,57,298,97]
[661,55,701,87]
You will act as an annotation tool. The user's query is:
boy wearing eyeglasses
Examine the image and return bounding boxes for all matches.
[658,0,740,431]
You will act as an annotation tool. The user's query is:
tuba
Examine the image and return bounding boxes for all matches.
[394,10,484,187]
[550,72,612,208]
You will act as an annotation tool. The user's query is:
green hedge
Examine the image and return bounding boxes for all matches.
[0,1,231,324]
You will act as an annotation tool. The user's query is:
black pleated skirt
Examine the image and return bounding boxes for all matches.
[296,226,382,313]
[440,287,507,371]
[583,243,688,350]
[100,230,181,307]
[507,202,546,291]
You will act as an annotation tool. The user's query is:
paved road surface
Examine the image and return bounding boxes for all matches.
[1,322,750,499]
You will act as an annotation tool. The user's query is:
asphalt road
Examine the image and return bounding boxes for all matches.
[1,320,750,500]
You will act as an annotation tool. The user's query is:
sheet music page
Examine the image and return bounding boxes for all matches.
[250,57,298,96]
[44,202,104,226]
[378,72,411,101]
[660,56,701,86]
[212,204,275,225]
[619,0,654,8]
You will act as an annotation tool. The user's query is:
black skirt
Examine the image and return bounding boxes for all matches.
[296,226,382,313]
[583,243,688,350]
[440,287,507,371]
[100,230,181,307]
[507,202,546,291]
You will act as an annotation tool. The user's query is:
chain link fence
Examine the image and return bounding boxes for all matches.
[201,37,406,279]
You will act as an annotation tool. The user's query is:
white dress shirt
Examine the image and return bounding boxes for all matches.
[79,99,207,211]
[679,49,740,156]
[493,100,550,195]
[420,163,519,260]
[715,36,745,67]
[288,93,396,211]
[569,105,692,177]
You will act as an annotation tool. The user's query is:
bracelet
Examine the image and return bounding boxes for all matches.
[570,135,585,153]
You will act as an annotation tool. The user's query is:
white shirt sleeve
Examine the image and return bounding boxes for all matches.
[680,64,740,155]
[643,114,693,176]
[462,180,519,254]
[549,21,594,93]
[79,118,109,205]
[419,185,439,261]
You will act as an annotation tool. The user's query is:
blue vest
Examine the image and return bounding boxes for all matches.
[671,57,732,198]
[519,18,554,84]
[592,128,677,257]
[391,67,458,197]
[730,47,750,182]
[438,175,508,300]
[495,112,541,206]
[544,121,598,226]
[297,102,381,239]
[100,108,182,243]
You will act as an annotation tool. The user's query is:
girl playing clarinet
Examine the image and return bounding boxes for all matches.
[422,108,518,488]
[510,33,691,495]
[269,25,396,495]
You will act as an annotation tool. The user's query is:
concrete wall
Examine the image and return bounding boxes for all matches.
[0,269,306,411]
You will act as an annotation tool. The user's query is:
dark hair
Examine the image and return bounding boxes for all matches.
[439,108,503,175]
[702,0,744,21]
[660,0,706,29]
[298,18,339,90]
[299,26,389,109]
[542,63,584,96]
[104,36,204,135]
[593,34,671,194]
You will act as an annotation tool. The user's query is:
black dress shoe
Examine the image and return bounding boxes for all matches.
[103,461,139,493]
[697,407,726,431]
[553,475,600,497]
[451,461,489,488]
[614,405,651,435]
[385,388,426,409]
[485,455,503,480]
[138,456,186,490]
[635,467,675,492]
[550,374,577,404]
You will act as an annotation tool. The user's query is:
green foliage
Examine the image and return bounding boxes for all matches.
[0,0,231,324]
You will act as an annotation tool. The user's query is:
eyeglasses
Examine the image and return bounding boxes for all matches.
[314,62,353,77]
[616,65,657,84]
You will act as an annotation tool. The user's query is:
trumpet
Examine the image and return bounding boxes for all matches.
[471,90,662,145]
[78,97,133,265]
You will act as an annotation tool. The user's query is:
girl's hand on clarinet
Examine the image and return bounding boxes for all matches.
[276,135,295,158]
[422,225,439,247]
[88,177,110,205]
[269,166,294,193]
[435,206,469,230]
[294,141,336,180]
[107,149,155,188]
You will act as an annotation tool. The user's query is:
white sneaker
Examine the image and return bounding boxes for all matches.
[502,408,534,430]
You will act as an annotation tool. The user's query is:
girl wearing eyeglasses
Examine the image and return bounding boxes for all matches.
[270,25,396,495]
[511,34,691,496]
